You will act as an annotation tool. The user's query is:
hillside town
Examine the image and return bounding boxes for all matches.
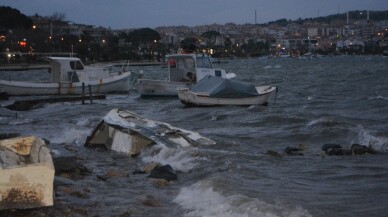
[1,7,388,64]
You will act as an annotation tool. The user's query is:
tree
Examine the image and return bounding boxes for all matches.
[201,31,220,46]
[51,12,66,22]
[0,6,32,29]
[128,28,160,46]
[180,37,198,52]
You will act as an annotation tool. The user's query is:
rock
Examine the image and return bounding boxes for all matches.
[50,145,77,174]
[119,211,132,217]
[96,174,109,181]
[0,91,8,100]
[351,144,376,155]
[141,195,161,207]
[284,147,303,156]
[6,101,35,111]
[297,144,307,151]
[150,178,170,188]
[0,136,55,210]
[106,169,128,178]
[54,176,77,186]
[75,164,92,175]
[69,206,88,216]
[70,191,90,199]
[143,162,161,173]
[265,150,282,157]
[132,170,146,175]
[326,148,351,156]
[322,143,352,155]
[148,164,177,181]
[322,144,342,154]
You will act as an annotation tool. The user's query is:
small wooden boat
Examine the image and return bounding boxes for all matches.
[0,57,131,95]
[136,53,236,96]
[0,136,54,210]
[177,75,277,106]
[85,108,215,155]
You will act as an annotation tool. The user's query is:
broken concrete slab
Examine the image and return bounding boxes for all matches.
[0,136,55,210]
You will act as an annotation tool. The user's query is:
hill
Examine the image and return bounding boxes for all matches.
[267,10,388,26]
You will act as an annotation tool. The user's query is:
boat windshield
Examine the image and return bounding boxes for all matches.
[196,56,212,69]
[70,61,84,70]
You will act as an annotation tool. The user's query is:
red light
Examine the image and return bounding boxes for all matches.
[19,41,27,47]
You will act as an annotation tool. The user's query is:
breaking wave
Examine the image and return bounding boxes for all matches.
[173,180,312,217]
[354,125,388,151]
[306,117,342,127]
[49,127,89,146]
[141,145,208,173]
[367,95,388,101]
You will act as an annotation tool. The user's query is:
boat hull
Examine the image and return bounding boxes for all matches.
[136,79,192,96]
[85,108,216,155]
[0,72,131,95]
[178,86,277,106]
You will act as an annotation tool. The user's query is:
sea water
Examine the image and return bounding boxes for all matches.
[1,56,388,217]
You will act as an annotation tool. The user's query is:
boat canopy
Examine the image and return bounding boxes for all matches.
[47,57,85,82]
[190,75,259,98]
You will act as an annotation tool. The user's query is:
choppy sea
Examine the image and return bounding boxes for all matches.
[1,56,388,217]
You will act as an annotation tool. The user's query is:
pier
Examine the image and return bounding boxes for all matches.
[0,61,162,71]
[5,95,107,111]
[0,64,50,71]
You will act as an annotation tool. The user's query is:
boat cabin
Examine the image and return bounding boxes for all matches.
[166,54,234,83]
[47,57,111,83]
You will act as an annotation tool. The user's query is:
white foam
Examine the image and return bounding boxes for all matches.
[354,125,388,151]
[8,118,33,125]
[76,117,92,127]
[141,145,207,172]
[49,127,88,146]
[306,117,337,127]
[368,95,388,101]
[173,181,312,217]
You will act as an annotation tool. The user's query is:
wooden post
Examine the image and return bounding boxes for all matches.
[82,82,85,105]
[88,85,93,104]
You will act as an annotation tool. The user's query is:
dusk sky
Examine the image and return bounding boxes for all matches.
[2,0,388,29]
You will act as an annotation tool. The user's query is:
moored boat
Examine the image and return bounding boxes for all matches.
[136,53,236,97]
[177,75,277,106]
[0,57,131,95]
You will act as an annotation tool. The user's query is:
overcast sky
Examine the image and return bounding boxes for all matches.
[2,0,388,29]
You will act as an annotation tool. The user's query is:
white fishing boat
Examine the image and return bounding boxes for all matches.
[136,53,236,96]
[177,75,277,106]
[85,108,215,156]
[0,57,131,95]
